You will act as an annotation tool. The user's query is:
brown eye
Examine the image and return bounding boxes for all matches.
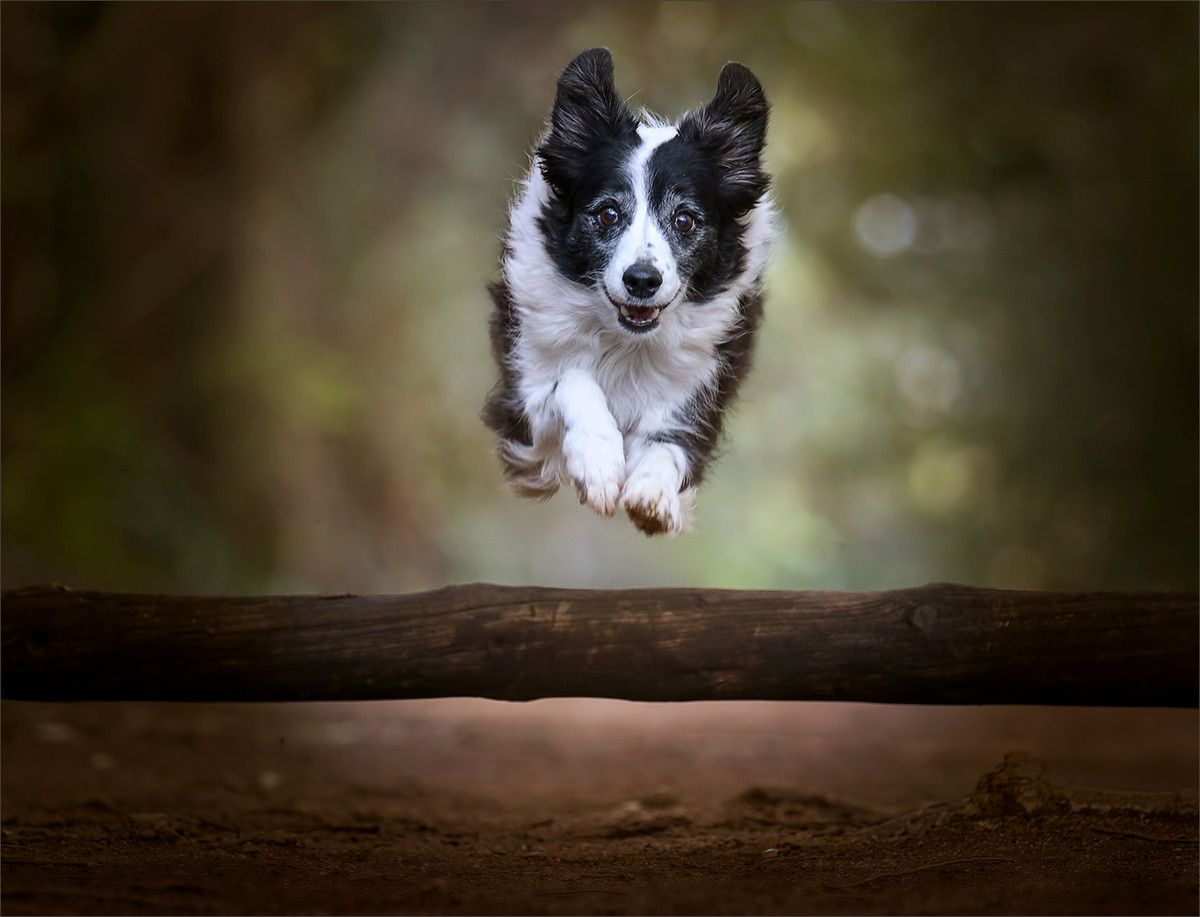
[599,207,620,227]
[673,211,696,233]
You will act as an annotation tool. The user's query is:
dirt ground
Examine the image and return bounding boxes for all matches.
[1,699,1196,915]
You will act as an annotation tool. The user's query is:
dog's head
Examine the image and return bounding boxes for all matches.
[536,48,771,335]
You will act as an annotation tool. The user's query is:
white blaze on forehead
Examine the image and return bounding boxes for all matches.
[605,124,681,307]
[636,123,678,149]
[630,124,678,213]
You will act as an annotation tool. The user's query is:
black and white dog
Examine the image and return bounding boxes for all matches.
[482,48,776,536]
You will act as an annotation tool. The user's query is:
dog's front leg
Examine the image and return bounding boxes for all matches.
[551,367,626,517]
[621,440,692,536]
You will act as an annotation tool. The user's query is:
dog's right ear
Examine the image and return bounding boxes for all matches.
[539,48,638,195]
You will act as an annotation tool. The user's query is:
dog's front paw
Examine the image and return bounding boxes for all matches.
[563,426,626,518]
[621,448,690,536]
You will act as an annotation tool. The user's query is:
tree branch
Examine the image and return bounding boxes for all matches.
[1,582,1195,706]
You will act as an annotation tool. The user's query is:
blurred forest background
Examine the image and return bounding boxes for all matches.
[3,1,1196,596]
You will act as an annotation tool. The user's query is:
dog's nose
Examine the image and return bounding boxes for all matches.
[622,261,663,300]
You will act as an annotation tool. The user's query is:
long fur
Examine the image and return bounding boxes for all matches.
[482,48,777,536]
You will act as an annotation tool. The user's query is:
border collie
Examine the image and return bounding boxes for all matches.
[482,48,776,536]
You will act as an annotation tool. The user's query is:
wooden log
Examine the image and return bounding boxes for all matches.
[1,582,1195,706]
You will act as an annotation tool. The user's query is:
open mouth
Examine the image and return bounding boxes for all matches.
[611,299,666,333]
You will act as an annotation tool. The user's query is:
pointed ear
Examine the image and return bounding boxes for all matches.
[538,48,639,194]
[679,62,771,211]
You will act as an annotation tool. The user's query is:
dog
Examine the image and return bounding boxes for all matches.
[482,48,777,536]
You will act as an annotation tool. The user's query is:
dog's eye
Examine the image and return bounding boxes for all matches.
[598,207,620,227]
[673,211,696,233]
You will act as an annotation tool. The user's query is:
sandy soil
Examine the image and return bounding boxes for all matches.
[2,699,1196,915]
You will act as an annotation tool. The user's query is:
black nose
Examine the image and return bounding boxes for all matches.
[622,261,663,300]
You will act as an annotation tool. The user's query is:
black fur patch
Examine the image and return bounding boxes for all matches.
[480,278,531,449]
[649,63,770,306]
[675,63,771,214]
[537,48,641,285]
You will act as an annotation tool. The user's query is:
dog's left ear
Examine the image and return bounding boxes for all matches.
[679,63,770,212]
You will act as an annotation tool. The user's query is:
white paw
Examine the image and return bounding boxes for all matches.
[563,425,626,517]
[621,448,689,536]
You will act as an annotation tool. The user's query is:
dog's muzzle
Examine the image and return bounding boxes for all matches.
[614,260,666,333]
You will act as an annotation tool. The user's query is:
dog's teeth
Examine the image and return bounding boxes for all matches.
[621,304,658,324]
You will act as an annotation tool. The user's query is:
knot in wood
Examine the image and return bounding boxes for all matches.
[22,631,50,659]
[908,603,938,632]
